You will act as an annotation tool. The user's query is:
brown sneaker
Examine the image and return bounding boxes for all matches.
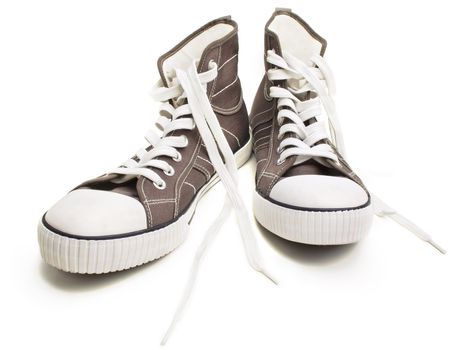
[250,9,373,245]
[250,8,446,253]
[38,16,260,274]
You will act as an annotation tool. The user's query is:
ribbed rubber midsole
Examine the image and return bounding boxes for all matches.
[253,192,373,245]
[38,215,189,273]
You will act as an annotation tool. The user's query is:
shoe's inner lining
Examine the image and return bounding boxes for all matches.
[162,23,234,78]
[268,14,322,65]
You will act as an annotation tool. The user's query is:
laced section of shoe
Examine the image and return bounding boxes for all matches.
[109,68,207,188]
[109,60,276,345]
[267,50,344,166]
[267,50,446,255]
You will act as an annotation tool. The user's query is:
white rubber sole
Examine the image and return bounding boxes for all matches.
[38,138,253,274]
[253,192,373,245]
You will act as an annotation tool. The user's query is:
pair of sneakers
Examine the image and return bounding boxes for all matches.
[38,8,445,343]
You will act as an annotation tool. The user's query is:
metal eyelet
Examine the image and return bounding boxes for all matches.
[154,180,166,190]
[208,59,217,69]
[276,158,285,166]
[173,152,182,162]
[164,166,175,176]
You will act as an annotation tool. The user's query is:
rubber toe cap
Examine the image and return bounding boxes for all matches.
[269,175,369,209]
[45,189,147,237]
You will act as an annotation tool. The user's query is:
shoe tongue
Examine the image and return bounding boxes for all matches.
[156,37,207,88]
[266,9,326,67]
[157,54,201,88]
[156,16,234,88]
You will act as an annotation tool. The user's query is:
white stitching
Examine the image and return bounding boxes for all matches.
[262,172,277,178]
[253,124,272,138]
[211,75,238,98]
[194,162,211,180]
[250,106,274,123]
[184,181,197,194]
[199,46,210,75]
[254,142,269,152]
[211,92,244,115]
[144,198,176,204]
[254,135,270,146]
[145,201,175,205]
[256,158,267,165]
[209,46,222,99]
[218,54,237,71]
[221,127,241,147]
[175,137,202,216]
[140,179,153,227]
[257,116,277,189]
[268,173,280,190]
[197,155,213,166]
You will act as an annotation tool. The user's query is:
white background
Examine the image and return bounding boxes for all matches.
[1,0,450,349]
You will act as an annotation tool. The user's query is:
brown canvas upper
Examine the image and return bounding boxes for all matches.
[72,17,250,230]
[251,9,368,200]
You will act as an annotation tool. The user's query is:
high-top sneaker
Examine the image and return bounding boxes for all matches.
[38,17,266,275]
[251,8,446,252]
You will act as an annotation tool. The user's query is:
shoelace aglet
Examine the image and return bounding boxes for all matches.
[258,268,279,285]
[247,254,278,285]
[160,327,174,346]
[428,240,447,255]
[372,194,446,254]
[387,212,446,255]
[382,212,447,255]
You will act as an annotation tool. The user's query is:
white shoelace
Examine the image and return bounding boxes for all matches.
[267,50,446,255]
[110,60,276,345]
[267,50,345,165]
[372,195,446,254]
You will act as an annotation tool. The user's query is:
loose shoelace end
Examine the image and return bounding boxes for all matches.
[428,240,447,255]
[372,194,446,254]
[160,332,170,347]
[258,268,279,285]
